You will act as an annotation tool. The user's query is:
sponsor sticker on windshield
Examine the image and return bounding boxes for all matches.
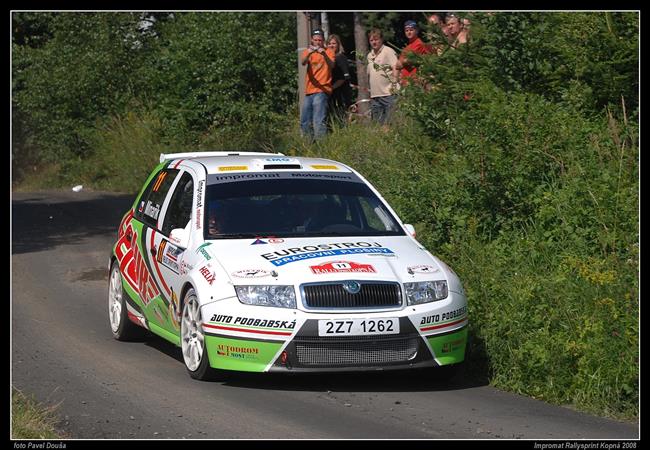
[144,200,161,220]
[152,171,168,192]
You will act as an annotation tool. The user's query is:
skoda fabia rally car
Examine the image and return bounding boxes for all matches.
[108,151,468,380]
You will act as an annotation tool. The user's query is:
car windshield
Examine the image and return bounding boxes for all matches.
[204,177,405,239]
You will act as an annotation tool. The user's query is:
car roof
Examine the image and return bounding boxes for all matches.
[160,151,352,174]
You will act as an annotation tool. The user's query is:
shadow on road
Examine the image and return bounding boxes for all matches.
[223,366,489,393]
[12,191,135,255]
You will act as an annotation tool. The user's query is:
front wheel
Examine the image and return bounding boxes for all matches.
[181,288,221,381]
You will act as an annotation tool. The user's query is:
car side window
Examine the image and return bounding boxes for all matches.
[162,172,194,236]
[135,168,180,229]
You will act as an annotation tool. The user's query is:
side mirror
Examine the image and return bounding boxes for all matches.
[404,224,416,238]
[170,227,190,249]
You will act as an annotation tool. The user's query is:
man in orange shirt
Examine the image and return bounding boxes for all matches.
[300,29,335,140]
[396,20,434,86]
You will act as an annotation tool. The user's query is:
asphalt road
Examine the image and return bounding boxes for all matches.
[11,190,639,440]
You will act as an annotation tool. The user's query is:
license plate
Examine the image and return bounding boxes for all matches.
[318,318,400,336]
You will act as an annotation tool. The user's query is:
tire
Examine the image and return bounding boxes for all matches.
[181,288,221,381]
[108,261,146,341]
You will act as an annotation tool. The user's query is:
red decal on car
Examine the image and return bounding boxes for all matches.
[115,218,161,306]
[310,261,376,274]
[199,266,216,285]
[203,323,292,336]
[420,317,468,332]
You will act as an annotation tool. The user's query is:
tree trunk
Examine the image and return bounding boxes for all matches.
[353,12,370,111]
[296,12,309,114]
[321,12,330,39]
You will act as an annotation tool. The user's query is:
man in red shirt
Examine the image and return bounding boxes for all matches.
[300,29,335,140]
[397,20,433,86]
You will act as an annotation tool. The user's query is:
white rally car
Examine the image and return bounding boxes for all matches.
[108,152,468,380]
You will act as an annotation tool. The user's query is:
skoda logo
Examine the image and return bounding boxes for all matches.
[342,281,361,294]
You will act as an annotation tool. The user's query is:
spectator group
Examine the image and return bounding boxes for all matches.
[300,13,471,139]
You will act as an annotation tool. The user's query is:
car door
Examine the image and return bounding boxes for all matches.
[120,167,180,331]
[149,170,196,335]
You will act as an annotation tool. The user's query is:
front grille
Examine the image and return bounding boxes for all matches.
[294,335,419,366]
[303,282,402,308]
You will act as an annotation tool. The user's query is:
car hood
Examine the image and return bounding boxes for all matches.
[203,236,448,285]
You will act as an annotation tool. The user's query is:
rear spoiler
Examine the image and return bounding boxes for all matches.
[160,151,285,163]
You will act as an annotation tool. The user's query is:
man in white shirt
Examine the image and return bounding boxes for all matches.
[367,28,400,127]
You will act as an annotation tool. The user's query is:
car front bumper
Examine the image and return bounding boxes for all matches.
[200,291,468,373]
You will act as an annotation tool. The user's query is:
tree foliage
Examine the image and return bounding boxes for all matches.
[13,13,152,161]
[12,12,297,164]
[137,12,296,141]
[478,12,638,115]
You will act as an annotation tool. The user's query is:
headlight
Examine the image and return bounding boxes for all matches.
[234,285,297,309]
[405,281,448,305]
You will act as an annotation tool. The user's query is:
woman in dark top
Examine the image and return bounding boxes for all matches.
[326,34,353,125]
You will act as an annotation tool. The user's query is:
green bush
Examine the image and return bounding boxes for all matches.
[397,13,638,416]
[12,13,150,163]
[477,12,639,116]
[138,12,297,144]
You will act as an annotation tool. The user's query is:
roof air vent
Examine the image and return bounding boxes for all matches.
[263,164,302,170]
[253,157,302,170]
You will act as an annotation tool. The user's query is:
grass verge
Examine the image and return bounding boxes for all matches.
[12,387,65,439]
